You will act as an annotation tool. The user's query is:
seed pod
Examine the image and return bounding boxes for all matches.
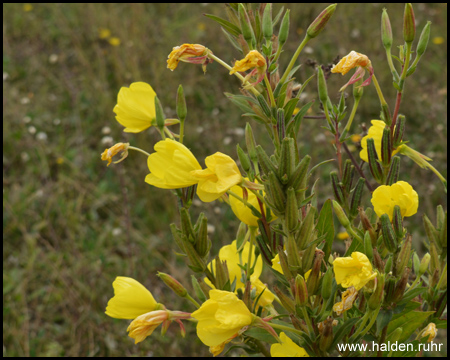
[296,206,316,250]
[429,241,439,275]
[214,256,230,290]
[330,171,345,206]
[191,275,207,302]
[419,253,431,276]
[359,207,377,246]
[306,252,323,296]
[386,156,400,185]
[381,126,392,166]
[364,231,373,260]
[333,200,350,228]
[342,160,354,194]
[180,207,196,243]
[302,242,316,273]
[287,155,311,191]
[195,215,211,257]
[366,138,383,182]
[392,205,404,242]
[154,96,165,131]
[183,240,206,273]
[392,268,410,303]
[238,4,255,45]
[276,245,293,282]
[317,66,328,104]
[372,248,384,272]
[237,144,251,173]
[393,115,406,148]
[279,137,295,181]
[381,213,397,253]
[319,317,334,352]
[383,276,396,304]
[349,178,365,219]
[266,171,286,215]
[294,274,308,307]
[278,10,290,46]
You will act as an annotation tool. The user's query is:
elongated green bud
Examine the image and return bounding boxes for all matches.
[245,123,258,162]
[287,155,311,190]
[273,285,295,314]
[176,85,187,122]
[180,208,196,243]
[381,126,392,166]
[381,214,397,253]
[266,171,286,215]
[393,115,406,148]
[170,223,186,252]
[278,10,290,46]
[257,94,272,119]
[364,231,374,260]
[191,275,207,302]
[302,243,316,274]
[403,3,416,43]
[262,3,273,42]
[238,4,254,45]
[184,240,206,273]
[236,221,247,250]
[419,253,430,276]
[381,8,393,50]
[237,144,251,173]
[342,160,354,194]
[416,21,431,57]
[332,200,350,228]
[155,96,166,130]
[279,137,295,181]
[256,145,278,175]
[396,234,412,277]
[330,171,345,206]
[214,256,230,290]
[423,214,439,246]
[276,245,293,281]
[306,4,337,39]
[350,178,365,219]
[366,138,383,182]
[321,267,333,300]
[386,156,400,185]
[195,215,210,257]
[368,272,384,310]
[295,274,308,307]
[317,66,328,104]
[384,255,393,273]
[286,188,299,233]
[307,252,323,296]
[157,272,187,297]
[296,206,316,250]
[439,210,447,250]
[383,276,396,304]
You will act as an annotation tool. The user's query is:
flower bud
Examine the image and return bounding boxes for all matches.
[393,115,406,148]
[321,267,333,300]
[306,4,337,39]
[278,10,290,46]
[416,21,431,57]
[286,188,299,233]
[195,215,211,257]
[262,3,273,42]
[180,208,196,243]
[403,3,416,43]
[366,138,383,182]
[381,126,392,166]
[364,231,373,261]
[287,155,311,191]
[317,66,328,104]
[191,275,207,302]
[296,206,316,250]
[349,178,365,219]
[214,256,230,290]
[381,8,393,50]
[238,4,255,45]
[176,85,187,122]
[330,171,345,206]
[154,96,166,130]
[279,137,295,181]
[184,240,207,273]
[386,156,400,185]
[392,268,410,303]
[396,234,412,277]
[157,272,187,297]
[388,327,403,343]
[419,253,431,276]
[294,274,309,307]
[237,144,252,173]
[273,285,295,314]
[276,245,293,282]
[301,243,316,274]
[245,123,258,162]
[319,317,335,352]
[333,200,350,228]
[368,272,384,310]
[381,213,397,253]
[266,171,286,216]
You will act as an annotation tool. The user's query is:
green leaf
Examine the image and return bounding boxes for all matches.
[283,98,300,121]
[397,287,426,306]
[272,6,285,27]
[204,14,241,37]
[316,199,334,260]
[387,310,435,343]
[376,308,393,336]
[225,93,257,114]
[331,318,360,349]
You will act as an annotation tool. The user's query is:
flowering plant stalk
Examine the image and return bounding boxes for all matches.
[100,3,446,357]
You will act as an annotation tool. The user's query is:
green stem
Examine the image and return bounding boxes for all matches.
[179,119,185,144]
[371,73,391,125]
[164,127,175,139]
[185,294,200,308]
[128,146,151,157]
[339,97,361,141]
[385,48,399,82]
[247,227,257,282]
[301,306,315,337]
[279,34,311,84]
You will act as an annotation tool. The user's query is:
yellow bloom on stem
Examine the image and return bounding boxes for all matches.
[419,323,437,342]
[113,82,157,133]
[167,44,210,72]
[360,120,401,162]
[127,310,169,344]
[371,181,418,221]
[145,139,202,189]
[191,289,253,347]
[101,142,129,166]
[229,50,267,87]
[332,287,358,316]
[333,252,377,290]
[191,152,242,202]
[331,51,374,91]
[105,277,158,319]
[270,332,309,357]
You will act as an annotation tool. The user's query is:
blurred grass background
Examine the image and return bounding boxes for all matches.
[3,3,447,357]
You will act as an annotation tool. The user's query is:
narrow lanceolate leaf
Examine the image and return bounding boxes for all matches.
[204,14,241,37]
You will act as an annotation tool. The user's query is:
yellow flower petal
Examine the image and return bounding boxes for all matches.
[113,82,157,133]
[229,50,266,75]
[333,252,377,290]
[105,277,157,319]
[331,51,370,75]
[270,332,309,357]
[167,44,208,71]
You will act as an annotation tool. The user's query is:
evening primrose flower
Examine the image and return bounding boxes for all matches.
[113,82,157,133]
[331,51,374,91]
[167,44,211,72]
[332,287,358,316]
[360,120,402,162]
[419,323,437,342]
[101,142,129,166]
[191,152,242,202]
[229,50,267,87]
[105,277,159,319]
[371,181,418,221]
[191,289,253,347]
[333,252,377,290]
[145,139,202,189]
[270,332,309,357]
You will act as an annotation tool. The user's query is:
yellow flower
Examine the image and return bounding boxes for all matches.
[127,310,169,344]
[230,50,266,75]
[105,277,158,319]
[270,332,309,357]
[332,287,358,315]
[98,28,111,39]
[191,289,253,347]
[167,44,209,71]
[419,323,437,342]
[205,240,274,308]
[331,51,370,75]
[113,82,157,133]
[337,231,349,240]
[371,181,418,221]
[360,120,402,162]
[23,4,33,12]
[272,253,312,280]
[333,252,377,290]
[108,37,121,46]
[432,36,445,45]
[350,134,362,143]
[229,179,274,227]
[101,142,129,166]
[331,51,373,91]
[191,152,242,202]
[145,139,202,189]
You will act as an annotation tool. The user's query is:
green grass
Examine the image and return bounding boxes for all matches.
[3,3,447,356]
